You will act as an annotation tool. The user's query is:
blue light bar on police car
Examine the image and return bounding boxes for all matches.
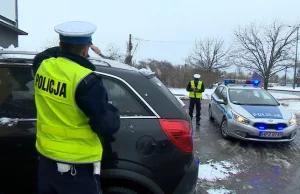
[224,79,261,86]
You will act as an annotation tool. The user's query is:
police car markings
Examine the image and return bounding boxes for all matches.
[241,105,283,119]
[35,73,67,98]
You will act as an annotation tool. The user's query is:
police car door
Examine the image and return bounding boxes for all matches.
[214,86,227,124]
[211,86,222,122]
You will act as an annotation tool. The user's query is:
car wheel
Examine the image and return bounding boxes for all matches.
[220,118,230,139]
[208,106,214,121]
[105,186,139,194]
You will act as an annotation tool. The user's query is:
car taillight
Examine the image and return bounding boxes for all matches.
[159,119,193,153]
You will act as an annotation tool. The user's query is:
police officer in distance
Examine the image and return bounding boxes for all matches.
[33,21,120,194]
[186,73,205,125]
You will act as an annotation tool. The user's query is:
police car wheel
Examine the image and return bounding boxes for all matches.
[220,118,229,139]
[208,106,214,121]
[105,186,139,194]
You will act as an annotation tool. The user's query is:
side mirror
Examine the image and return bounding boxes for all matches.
[216,98,225,104]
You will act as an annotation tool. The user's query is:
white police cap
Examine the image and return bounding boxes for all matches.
[54,21,97,44]
[194,74,201,79]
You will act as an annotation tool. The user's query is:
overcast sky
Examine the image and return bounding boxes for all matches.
[17,0,300,75]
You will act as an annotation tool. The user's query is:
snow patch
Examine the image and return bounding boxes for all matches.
[0,45,36,59]
[207,188,235,194]
[0,117,10,124]
[169,88,215,100]
[269,92,300,100]
[137,68,155,76]
[268,86,300,91]
[280,100,300,115]
[89,55,137,71]
[169,88,300,101]
[266,158,291,169]
[198,160,241,182]
[0,117,17,127]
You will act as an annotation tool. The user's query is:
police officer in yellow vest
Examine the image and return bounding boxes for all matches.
[33,21,120,194]
[186,74,205,125]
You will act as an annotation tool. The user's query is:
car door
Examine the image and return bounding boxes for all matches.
[99,73,159,171]
[0,64,38,194]
[211,86,224,124]
[218,87,228,122]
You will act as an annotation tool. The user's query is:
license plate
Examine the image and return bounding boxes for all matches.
[259,132,283,138]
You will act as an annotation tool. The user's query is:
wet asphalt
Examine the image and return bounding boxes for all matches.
[183,99,300,194]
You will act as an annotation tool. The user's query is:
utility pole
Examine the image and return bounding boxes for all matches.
[15,0,19,28]
[293,27,299,89]
[125,34,133,66]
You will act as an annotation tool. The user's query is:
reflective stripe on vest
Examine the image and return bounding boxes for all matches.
[34,57,103,163]
[189,80,203,98]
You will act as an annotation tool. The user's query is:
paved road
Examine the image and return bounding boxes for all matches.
[184,100,300,194]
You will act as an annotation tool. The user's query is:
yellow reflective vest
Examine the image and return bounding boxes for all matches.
[189,80,203,99]
[34,57,103,163]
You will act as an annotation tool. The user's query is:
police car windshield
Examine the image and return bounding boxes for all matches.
[228,88,279,106]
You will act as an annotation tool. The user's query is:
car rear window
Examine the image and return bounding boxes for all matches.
[102,77,154,117]
[0,66,36,118]
[149,76,185,108]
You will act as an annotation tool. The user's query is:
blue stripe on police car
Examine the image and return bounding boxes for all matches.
[241,105,283,119]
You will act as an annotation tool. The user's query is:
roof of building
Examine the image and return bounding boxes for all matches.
[0,20,28,35]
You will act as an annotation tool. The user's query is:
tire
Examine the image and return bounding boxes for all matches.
[208,106,214,121]
[105,186,139,194]
[220,118,230,139]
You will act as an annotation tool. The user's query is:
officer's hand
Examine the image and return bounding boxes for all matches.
[90,45,101,55]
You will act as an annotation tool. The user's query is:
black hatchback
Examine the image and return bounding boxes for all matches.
[0,50,199,194]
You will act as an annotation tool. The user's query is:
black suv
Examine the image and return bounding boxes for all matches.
[0,50,199,194]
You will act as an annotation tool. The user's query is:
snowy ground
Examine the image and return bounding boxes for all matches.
[187,100,300,194]
[169,88,300,115]
[268,86,300,92]
[198,160,239,194]
[169,88,300,100]
[169,88,215,100]
[172,87,300,193]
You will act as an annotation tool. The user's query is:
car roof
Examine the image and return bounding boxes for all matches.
[0,49,137,70]
[0,49,188,119]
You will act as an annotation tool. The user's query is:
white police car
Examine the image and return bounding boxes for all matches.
[208,79,297,142]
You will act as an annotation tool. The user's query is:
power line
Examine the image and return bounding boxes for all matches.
[132,40,140,55]
[132,37,194,44]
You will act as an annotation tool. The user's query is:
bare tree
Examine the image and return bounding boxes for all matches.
[186,37,231,72]
[102,43,124,62]
[40,39,125,62]
[231,21,298,89]
[40,36,59,50]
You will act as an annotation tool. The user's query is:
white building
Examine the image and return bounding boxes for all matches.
[0,0,27,48]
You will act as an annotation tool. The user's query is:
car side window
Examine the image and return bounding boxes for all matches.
[215,86,224,99]
[0,66,36,118]
[102,77,153,117]
[220,87,228,101]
